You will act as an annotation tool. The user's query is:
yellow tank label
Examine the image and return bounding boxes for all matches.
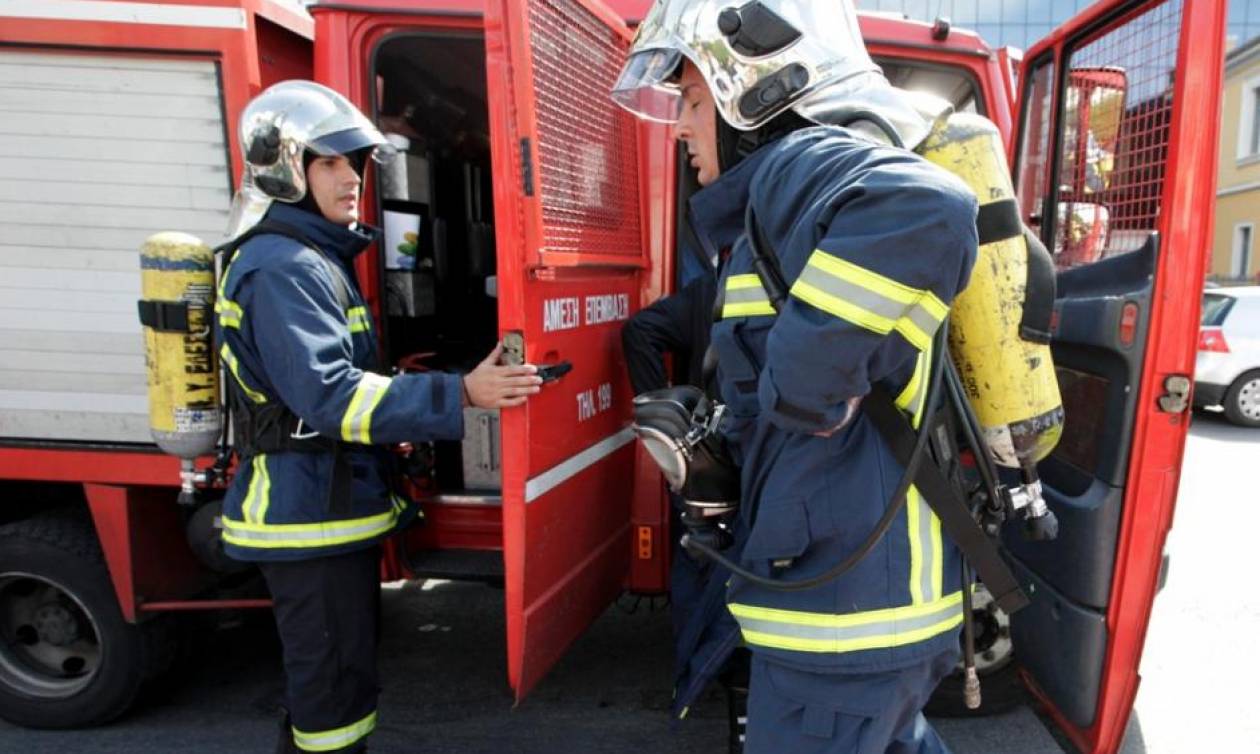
[140,233,220,443]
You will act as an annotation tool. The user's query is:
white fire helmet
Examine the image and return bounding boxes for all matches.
[611,0,949,149]
[223,80,395,242]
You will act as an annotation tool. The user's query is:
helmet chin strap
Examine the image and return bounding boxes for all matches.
[715,108,812,172]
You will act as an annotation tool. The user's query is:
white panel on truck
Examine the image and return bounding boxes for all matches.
[0,51,231,444]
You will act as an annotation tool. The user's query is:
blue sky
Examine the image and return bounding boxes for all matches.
[860,0,1260,51]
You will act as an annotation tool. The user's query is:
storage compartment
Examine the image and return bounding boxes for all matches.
[372,33,504,553]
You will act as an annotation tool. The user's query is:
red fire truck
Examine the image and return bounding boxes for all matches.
[0,1,1225,752]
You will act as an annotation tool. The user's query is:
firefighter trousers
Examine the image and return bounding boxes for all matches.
[744,649,957,754]
[261,545,381,754]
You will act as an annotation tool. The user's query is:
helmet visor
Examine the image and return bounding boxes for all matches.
[611,48,684,123]
[309,127,398,163]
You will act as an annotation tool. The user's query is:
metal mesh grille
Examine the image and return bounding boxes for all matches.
[1052,0,1183,269]
[527,0,642,259]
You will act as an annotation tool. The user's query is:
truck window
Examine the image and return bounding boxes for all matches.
[1043,3,1182,271]
[1016,58,1055,235]
[876,58,981,114]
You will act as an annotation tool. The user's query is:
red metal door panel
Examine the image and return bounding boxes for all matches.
[484,0,644,699]
[1011,2,1225,752]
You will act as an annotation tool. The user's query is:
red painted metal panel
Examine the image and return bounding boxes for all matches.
[84,484,215,622]
[0,448,182,487]
[1011,2,1225,752]
[484,0,644,699]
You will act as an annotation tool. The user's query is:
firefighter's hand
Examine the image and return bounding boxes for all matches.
[811,396,863,438]
[463,343,542,408]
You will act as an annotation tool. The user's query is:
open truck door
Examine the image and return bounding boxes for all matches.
[1009,1,1225,751]
[483,0,650,700]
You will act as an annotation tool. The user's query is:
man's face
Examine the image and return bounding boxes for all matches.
[306,154,362,225]
[672,62,720,186]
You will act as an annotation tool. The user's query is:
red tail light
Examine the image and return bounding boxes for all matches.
[1199,327,1230,353]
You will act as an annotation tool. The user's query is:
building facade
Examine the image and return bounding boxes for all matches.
[1211,36,1260,282]
[859,0,1259,53]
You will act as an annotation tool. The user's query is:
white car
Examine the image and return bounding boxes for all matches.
[1195,286,1260,426]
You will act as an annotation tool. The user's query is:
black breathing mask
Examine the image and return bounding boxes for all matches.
[631,386,741,555]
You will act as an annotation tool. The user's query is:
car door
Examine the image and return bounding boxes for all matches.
[1008,1,1225,752]
[483,0,652,700]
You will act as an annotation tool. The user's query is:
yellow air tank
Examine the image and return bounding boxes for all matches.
[917,113,1064,474]
[138,232,221,497]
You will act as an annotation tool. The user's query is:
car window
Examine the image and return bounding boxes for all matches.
[1201,293,1235,326]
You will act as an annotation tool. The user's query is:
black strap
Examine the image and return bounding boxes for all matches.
[216,219,354,310]
[972,201,1056,345]
[745,203,790,311]
[865,387,1029,615]
[218,219,354,458]
[742,204,1028,613]
[975,199,1024,246]
[1019,228,1056,344]
[137,299,191,332]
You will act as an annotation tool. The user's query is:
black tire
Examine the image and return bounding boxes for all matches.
[0,510,156,728]
[925,583,1024,717]
[1223,370,1260,427]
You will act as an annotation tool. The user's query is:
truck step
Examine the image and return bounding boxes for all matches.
[407,548,504,585]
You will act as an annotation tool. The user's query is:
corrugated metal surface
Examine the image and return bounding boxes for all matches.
[0,51,231,444]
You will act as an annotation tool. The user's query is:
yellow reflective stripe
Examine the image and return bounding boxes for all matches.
[242,454,269,525]
[906,485,941,605]
[808,250,949,320]
[347,305,371,334]
[907,485,924,605]
[723,301,777,318]
[723,274,775,318]
[895,343,941,605]
[340,372,392,444]
[222,509,400,550]
[930,504,943,600]
[895,347,929,426]
[727,274,763,290]
[219,344,267,403]
[253,456,273,523]
[215,259,243,327]
[790,250,947,351]
[729,591,963,653]
[292,711,377,752]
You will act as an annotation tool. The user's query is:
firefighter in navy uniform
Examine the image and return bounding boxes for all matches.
[215,81,541,753]
[614,2,978,752]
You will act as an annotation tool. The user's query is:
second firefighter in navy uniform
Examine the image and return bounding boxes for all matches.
[215,81,541,753]
[614,1,979,752]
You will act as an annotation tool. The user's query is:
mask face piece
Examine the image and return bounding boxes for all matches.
[630,387,740,510]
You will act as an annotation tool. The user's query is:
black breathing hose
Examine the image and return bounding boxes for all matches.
[682,323,950,592]
[942,357,1006,520]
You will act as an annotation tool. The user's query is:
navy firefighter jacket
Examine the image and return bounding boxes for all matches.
[214,202,464,562]
[699,126,979,674]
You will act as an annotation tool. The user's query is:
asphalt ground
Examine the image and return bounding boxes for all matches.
[0,410,1253,753]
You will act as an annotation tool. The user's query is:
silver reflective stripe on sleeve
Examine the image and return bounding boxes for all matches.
[340,372,392,443]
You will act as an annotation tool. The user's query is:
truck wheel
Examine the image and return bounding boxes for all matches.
[1223,370,1260,427]
[925,583,1023,717]
[0,511,151,728]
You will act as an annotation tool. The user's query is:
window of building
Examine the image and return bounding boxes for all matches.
[1252,85,1260,156]
[1233,223,1255,279]
[1240,79,1260,160]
